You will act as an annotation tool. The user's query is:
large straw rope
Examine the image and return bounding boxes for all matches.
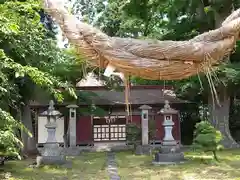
[43,0,240,80]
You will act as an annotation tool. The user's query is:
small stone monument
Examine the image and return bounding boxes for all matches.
[37,100,66,166]
[135,105,152,155]
[153,100,185,165]
[64,104,80,156]
[66,104,78,147]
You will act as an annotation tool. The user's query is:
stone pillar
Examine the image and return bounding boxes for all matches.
[67,104,78,147]
[139,105,152,145]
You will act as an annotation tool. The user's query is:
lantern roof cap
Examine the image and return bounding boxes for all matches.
[66,104,79,108]
[159,100,178,114]
[40,100,62,116]
[139,104,152,110]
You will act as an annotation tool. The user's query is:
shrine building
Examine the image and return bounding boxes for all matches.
[30,73,187,147]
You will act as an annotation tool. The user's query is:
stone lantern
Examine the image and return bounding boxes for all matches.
[159,100,178,146]
[37,100,66,165]
[152,100,184,165]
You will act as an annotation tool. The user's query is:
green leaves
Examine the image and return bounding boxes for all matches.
[192,121,223,156]
[126,120,157,147]
[15,71,24,78]
[0,49,5,58]
[126,123,141,146]
[204,6,214,14]
[0,0,87,157]
[0,108,29,159]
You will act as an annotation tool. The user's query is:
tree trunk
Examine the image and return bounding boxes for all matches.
[21,100,38,155]
[212,151,219,161]
[207,1,239,149]
[208,86,239,148]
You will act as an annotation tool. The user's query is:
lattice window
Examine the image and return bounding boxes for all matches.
[93,116,126,142]
[110,124,126,141]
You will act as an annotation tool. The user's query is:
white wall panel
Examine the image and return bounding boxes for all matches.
[37,116,64,144]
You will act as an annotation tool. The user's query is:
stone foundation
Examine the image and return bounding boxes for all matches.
[153,152,185,165]
[37,143,172,155]
[61,147,81,156]
[152,145,185,165]
[38,143,134,155]
[37,155,66,166]
[160,145,181,153]
[135,145,152,155]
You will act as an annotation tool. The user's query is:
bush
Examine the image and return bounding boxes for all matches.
[0,109,30,160]
[126,120,157,149]
[192,120,223,161]
[126,123,141,149]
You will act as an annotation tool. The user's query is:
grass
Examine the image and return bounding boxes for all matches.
[115,149,240,180]
[1,150,240,180]
[0,152,108,180]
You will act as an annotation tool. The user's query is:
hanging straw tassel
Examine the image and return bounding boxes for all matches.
[124,74,130,123]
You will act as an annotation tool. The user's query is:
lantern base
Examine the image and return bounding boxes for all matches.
[153,152,185,165]
[162,140,177,146]
[41,143,62,156]
[152,144,185,165]
[135,145,152,155]
[36,155,67,166]
[38,143,67,166]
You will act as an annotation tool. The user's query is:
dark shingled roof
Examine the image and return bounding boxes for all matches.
[78,89,187,105]
[30,73,188,107]
[75,73,187,105]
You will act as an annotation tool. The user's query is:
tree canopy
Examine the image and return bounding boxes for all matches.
[70,0,240,146]
[0,0,87,156]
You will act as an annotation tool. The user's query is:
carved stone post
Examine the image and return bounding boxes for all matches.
[135,105,152,155]
[66,104,78,147]
[139,105,152,145]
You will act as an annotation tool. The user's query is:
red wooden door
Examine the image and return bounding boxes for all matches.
[76,116,92,145]
[131,115,141,126]
[155,114,164,142]
[172,114,180,142]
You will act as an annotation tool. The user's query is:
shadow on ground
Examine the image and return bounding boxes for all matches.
[115,149,240,180]
[0,152,108,180]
